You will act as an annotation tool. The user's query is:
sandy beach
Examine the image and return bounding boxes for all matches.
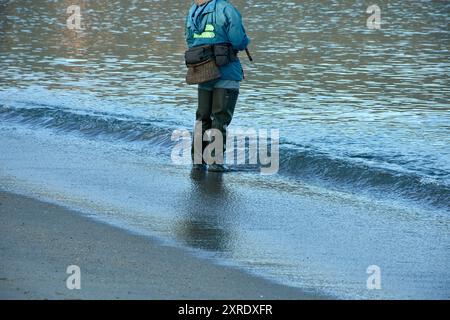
[0,190,313,300]
[0,121,448,299]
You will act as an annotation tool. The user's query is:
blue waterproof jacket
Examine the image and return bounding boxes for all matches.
[185,0,250,81]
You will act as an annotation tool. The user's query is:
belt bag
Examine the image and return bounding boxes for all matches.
[185,45,215,65]
[184,44,238,85]
[213,43,238,66]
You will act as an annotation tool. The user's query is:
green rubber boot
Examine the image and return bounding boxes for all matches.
[208,88,239,171]
[191,88,213,166]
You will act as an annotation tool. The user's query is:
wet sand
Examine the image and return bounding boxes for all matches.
[0,191,314,300]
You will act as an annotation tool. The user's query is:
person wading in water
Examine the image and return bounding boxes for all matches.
[185,0,250,172]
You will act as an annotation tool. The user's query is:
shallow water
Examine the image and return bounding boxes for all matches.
[1,0,449,209]
[0,0,449,298]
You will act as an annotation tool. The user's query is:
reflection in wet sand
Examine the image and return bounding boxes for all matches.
[173,169,238,252]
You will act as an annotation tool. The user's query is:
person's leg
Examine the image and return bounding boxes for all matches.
[210,88,239,167]
[191,88,213,165]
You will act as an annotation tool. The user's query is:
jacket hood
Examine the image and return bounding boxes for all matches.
[194,0,211,5]
[189,0,216,34]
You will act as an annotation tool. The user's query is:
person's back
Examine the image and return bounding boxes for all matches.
[185,0,250,172]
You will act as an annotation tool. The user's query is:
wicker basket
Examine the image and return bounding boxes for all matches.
[186,58,221,85]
